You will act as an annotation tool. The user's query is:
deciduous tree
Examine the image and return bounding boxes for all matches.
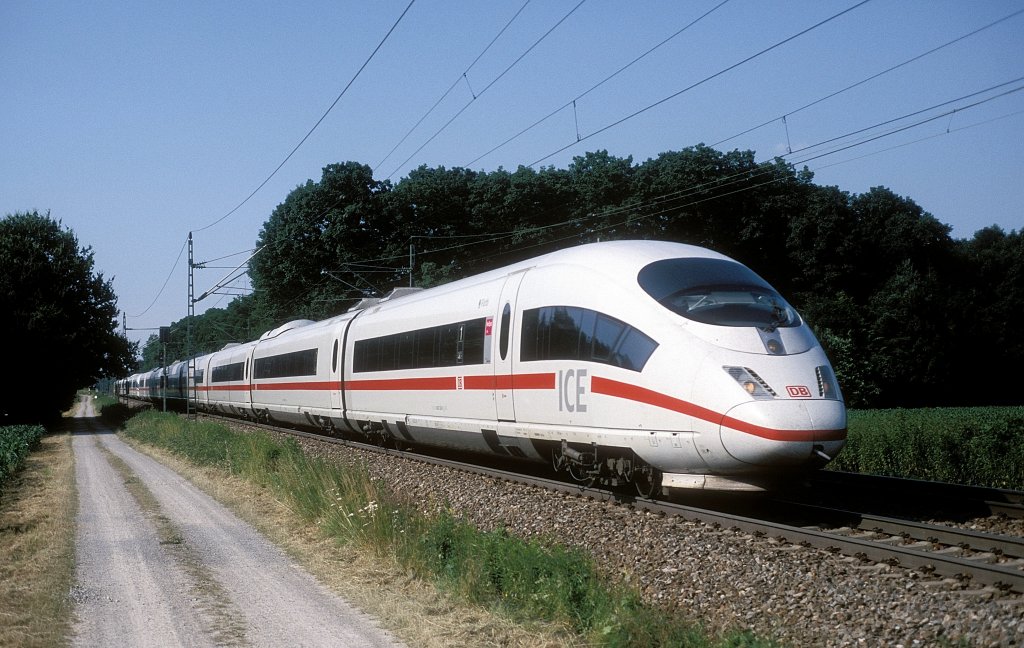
[0,211,136,422]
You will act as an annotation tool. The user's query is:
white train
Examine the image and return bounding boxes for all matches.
[120,240,846,493]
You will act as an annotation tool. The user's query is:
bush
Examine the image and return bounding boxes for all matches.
[829,407,1024,489]
[0,425,45,489]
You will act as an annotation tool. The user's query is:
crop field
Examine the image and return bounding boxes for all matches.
[0,425,44,491]
[829,406,1024,490]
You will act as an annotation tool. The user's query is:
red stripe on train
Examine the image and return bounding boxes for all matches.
[591,376,845,442]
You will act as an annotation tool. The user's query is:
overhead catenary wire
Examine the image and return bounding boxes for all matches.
[192,0,416,234]
[374,0,533,173]
[788,83,1024,166]
[525,0,874,168]
[128,236,188,319]
[465,0,733,168]
[191,82,1021,329]
[810,108,1024,174]
[383,0,589,181]
[710,7,1024,149]
[131,2,416,330]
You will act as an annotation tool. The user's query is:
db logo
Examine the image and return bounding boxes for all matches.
[786,385,812,398]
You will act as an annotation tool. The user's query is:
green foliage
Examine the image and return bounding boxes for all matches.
[122,413,771,647]
[830,407,1024,489]
[0,425,45,490]
[139,295,269,371]
[249,162,397,324]
[0,211,137,421]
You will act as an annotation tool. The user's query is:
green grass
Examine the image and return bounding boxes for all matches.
[120,410,777,648]
[91,392,117,410]
[830,406,1024,489]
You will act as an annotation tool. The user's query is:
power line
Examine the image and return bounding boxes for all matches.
[810,108,1024,174]
[374,0,533,172]
[383,0,589,180]
[133,3,415,329]
[193,0,416,234]
[128,236,188,319]
[526,0,874,168]
[789,82,1024,166]
[181,81,1021,331]
[711,7,1024,149]
[465,0,733,168]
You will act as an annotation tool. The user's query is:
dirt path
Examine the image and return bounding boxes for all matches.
[71,397,404,647]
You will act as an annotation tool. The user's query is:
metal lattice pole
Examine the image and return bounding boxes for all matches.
[187,232,196,419]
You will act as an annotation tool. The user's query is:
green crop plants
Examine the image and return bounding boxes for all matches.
[121,411,776,647]
[0,424,44,490]
[829,407,1024,489]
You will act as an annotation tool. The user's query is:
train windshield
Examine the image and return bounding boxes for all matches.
[638,258,800,329]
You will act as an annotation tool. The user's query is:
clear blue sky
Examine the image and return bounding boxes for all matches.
[3,0,1022,346]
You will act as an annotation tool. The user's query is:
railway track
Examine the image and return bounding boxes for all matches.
[795,469,1024,520]
[194,411,1024,595]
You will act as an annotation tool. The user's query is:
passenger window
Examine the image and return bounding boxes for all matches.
[397,332,415,369]
[520,308,540,361]
[499,303,511,360]
[463,319,485,364]
[615,328,658,371]
[577,309,596,361]
[519,305,658,372]
[416,328,436,367]
[548,306,583,359]
[380,335,397,371]
[438,324,459,366]
[592,314,624,361]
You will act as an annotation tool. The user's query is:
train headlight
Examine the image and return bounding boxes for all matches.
[724,366,777,400]
[815,365,843,401]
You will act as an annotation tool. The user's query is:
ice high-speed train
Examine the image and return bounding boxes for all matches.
[120,240,846,493]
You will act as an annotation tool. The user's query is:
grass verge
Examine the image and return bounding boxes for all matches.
[120,410,775,648]
[0,431,76,648]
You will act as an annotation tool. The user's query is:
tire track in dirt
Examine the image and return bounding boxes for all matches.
[71,398,403,647]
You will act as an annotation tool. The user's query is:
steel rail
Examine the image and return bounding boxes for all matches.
[772,500,1024,557]
[807,470,1024,519]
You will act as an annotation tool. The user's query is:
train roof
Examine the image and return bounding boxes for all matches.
[530,240,731,275]
[349,240,733,311]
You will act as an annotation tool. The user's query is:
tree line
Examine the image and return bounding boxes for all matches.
[144,145,1021,409]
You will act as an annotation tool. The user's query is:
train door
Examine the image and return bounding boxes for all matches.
[494,270,527,422]
[330,337,342,410]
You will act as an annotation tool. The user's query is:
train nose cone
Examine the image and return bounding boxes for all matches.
[719,400,847,467]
